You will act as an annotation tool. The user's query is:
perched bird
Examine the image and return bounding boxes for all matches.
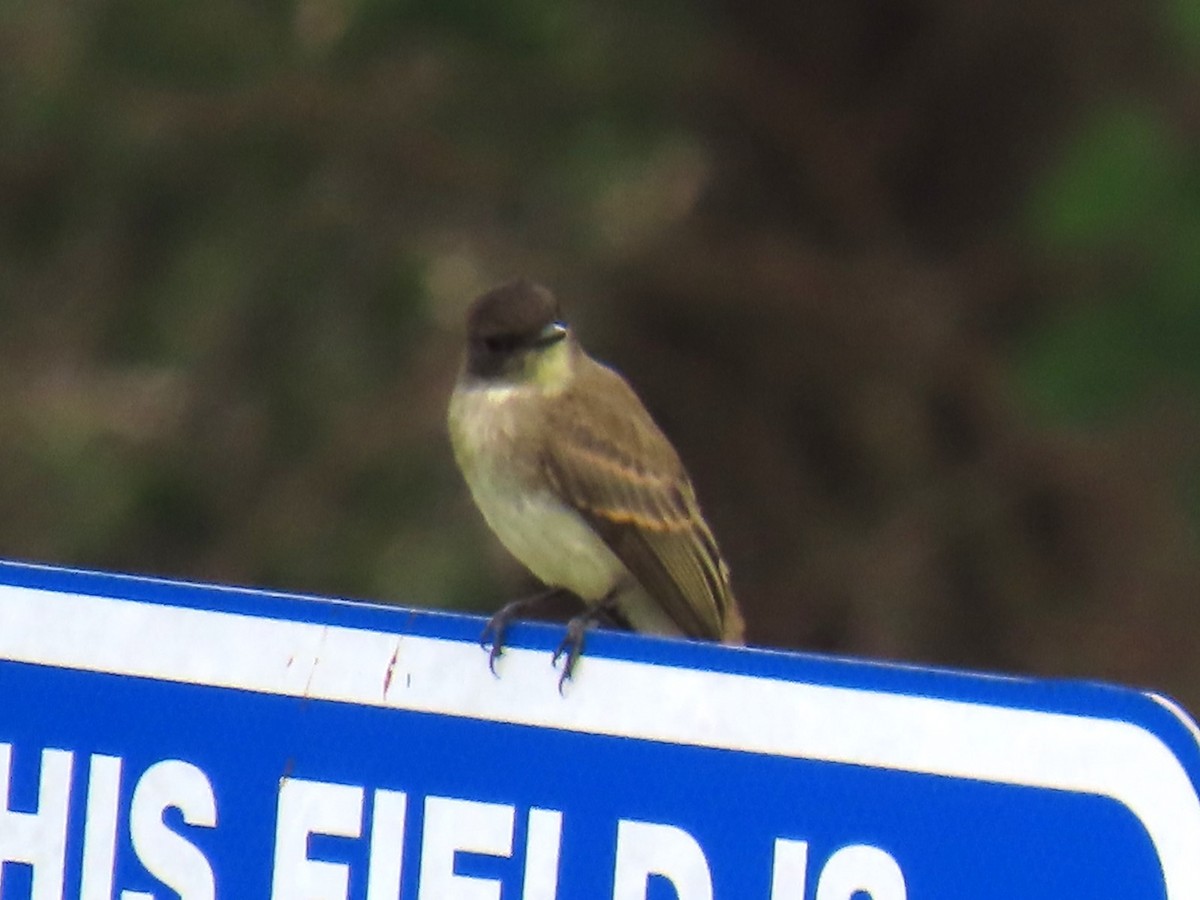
[447,280,744,686]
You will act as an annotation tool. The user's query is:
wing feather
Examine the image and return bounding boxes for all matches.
[541,360,740,641]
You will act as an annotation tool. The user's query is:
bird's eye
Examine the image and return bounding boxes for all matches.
[483,335,517,353]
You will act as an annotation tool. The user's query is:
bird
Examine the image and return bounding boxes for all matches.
[447,279,744,687]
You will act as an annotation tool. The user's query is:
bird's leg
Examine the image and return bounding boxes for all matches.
[552,588,624,692]
[481,587,578,675]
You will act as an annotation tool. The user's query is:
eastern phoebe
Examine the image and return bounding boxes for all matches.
[448,280,745,684]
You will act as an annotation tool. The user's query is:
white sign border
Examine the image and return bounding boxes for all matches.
[1,583,1198,896]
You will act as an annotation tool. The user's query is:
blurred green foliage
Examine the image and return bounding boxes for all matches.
[0,0,707,611]
[1,0,1198,705]
[1022,103,1200,424]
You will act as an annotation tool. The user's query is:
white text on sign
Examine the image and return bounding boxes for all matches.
[0,743,907,899]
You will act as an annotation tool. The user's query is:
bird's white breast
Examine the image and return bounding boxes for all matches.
[448,381,627,601]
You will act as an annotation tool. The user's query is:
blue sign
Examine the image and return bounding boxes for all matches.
[0,559,1198,899]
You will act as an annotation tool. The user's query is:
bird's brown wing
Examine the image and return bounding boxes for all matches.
[540,363,740,641]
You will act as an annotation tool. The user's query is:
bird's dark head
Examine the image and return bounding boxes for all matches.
[464,280,570,381]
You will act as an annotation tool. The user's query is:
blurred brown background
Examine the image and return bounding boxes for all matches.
[2,0,1198,708]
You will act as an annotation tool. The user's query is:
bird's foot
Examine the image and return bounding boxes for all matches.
[480,588,575,675]
[551,592,625,693]
[551,614,590,693]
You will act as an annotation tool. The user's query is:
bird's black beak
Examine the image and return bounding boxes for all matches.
[534,322,568,347]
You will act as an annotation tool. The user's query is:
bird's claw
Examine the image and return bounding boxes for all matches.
[480,622,505,676]
[480,600,525,677]
[482,589,610,692]
[552,614,589,694]
[481,589,577,678]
